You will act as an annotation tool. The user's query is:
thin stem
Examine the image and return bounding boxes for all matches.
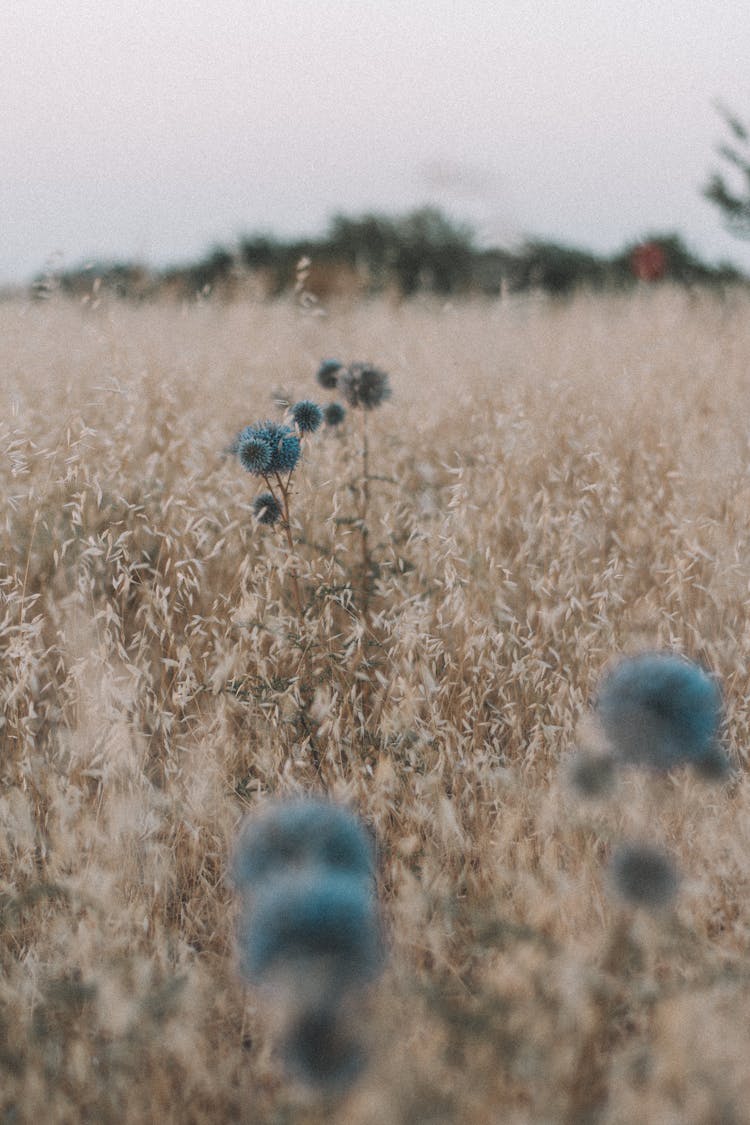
[273,472,306,624]
[359,408,371,620]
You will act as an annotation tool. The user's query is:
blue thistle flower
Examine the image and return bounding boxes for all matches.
[283,1004,365,1090]
[227,424,255,456]
[339,363,392,410]
[232,798,375,889]
[317,359,343,389]
[608,842,679,911]
[238,431,272,476]
[324,402,346,427]
[237,869,382,986]
[252,491,283,526]
[595,652,724,775]
[291,400,323,434]
[256,420,301,474]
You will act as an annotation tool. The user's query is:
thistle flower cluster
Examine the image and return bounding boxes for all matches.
[315,358,393,422]
[231,402,323,527]
[232,798,383,1089]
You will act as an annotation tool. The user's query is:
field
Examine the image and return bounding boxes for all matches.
[2,287,750,1123]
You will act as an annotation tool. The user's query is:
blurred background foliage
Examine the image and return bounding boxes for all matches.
[29,205,746,305]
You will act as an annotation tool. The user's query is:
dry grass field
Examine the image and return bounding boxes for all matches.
[3,286,750,1123]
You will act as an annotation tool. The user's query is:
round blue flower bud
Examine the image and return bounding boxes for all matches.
[238,432,271,475]
[232,798,376,888]
[596,652,723,773]
[317,359,343,389]
[238,869,382,985]
[255,421,301,474]
[324,402,346,427]
[291,400,324,434]
[252,491,283,526]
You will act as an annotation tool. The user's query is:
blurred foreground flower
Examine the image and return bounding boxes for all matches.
[595,652,728,778]
[232,798,383,1092]
[608,842,680,911]
[232,798,376,888]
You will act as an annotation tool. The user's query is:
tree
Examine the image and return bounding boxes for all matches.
[703,103,750,239]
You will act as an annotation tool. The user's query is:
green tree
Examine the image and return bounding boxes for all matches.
[703,103,750,239]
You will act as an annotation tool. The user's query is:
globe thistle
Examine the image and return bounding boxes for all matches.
[227,424,255,456]
[283,1004,365,1090]
[232,798,375,890]
[252,491,283,526]
[595,652,723,775]
[291,400,323,434]
[238,430,272,476]
[237,869,383,986]
[317,359,343,389]
[324,402,346,427]
[608,842,679,911]
[339,363,392,410]
[256,420,301,474]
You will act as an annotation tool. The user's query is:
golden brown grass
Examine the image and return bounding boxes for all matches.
[2,286,750,1123]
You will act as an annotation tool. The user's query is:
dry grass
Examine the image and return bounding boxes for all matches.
[2,286,750,1123]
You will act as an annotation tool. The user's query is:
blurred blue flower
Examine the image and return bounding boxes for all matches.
[339,363,392,410]
[232,798,375,889]
[596,652,725,774]
[324,402,346,427]
[283,1004,365,1090]
[608,842,679,911]
[317,359,343,389]
[291,400,324,434]
[238,869,382,986]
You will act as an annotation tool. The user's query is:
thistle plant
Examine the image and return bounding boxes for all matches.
[315,358,392,617]
[232,402,323,622]
[232,798,383,1091]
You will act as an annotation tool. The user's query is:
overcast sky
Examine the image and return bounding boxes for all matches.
[3,0,750,283]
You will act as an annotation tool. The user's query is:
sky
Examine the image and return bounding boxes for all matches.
[3,0,750,284]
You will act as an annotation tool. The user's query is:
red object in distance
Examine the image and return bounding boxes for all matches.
[630,242,667,282]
